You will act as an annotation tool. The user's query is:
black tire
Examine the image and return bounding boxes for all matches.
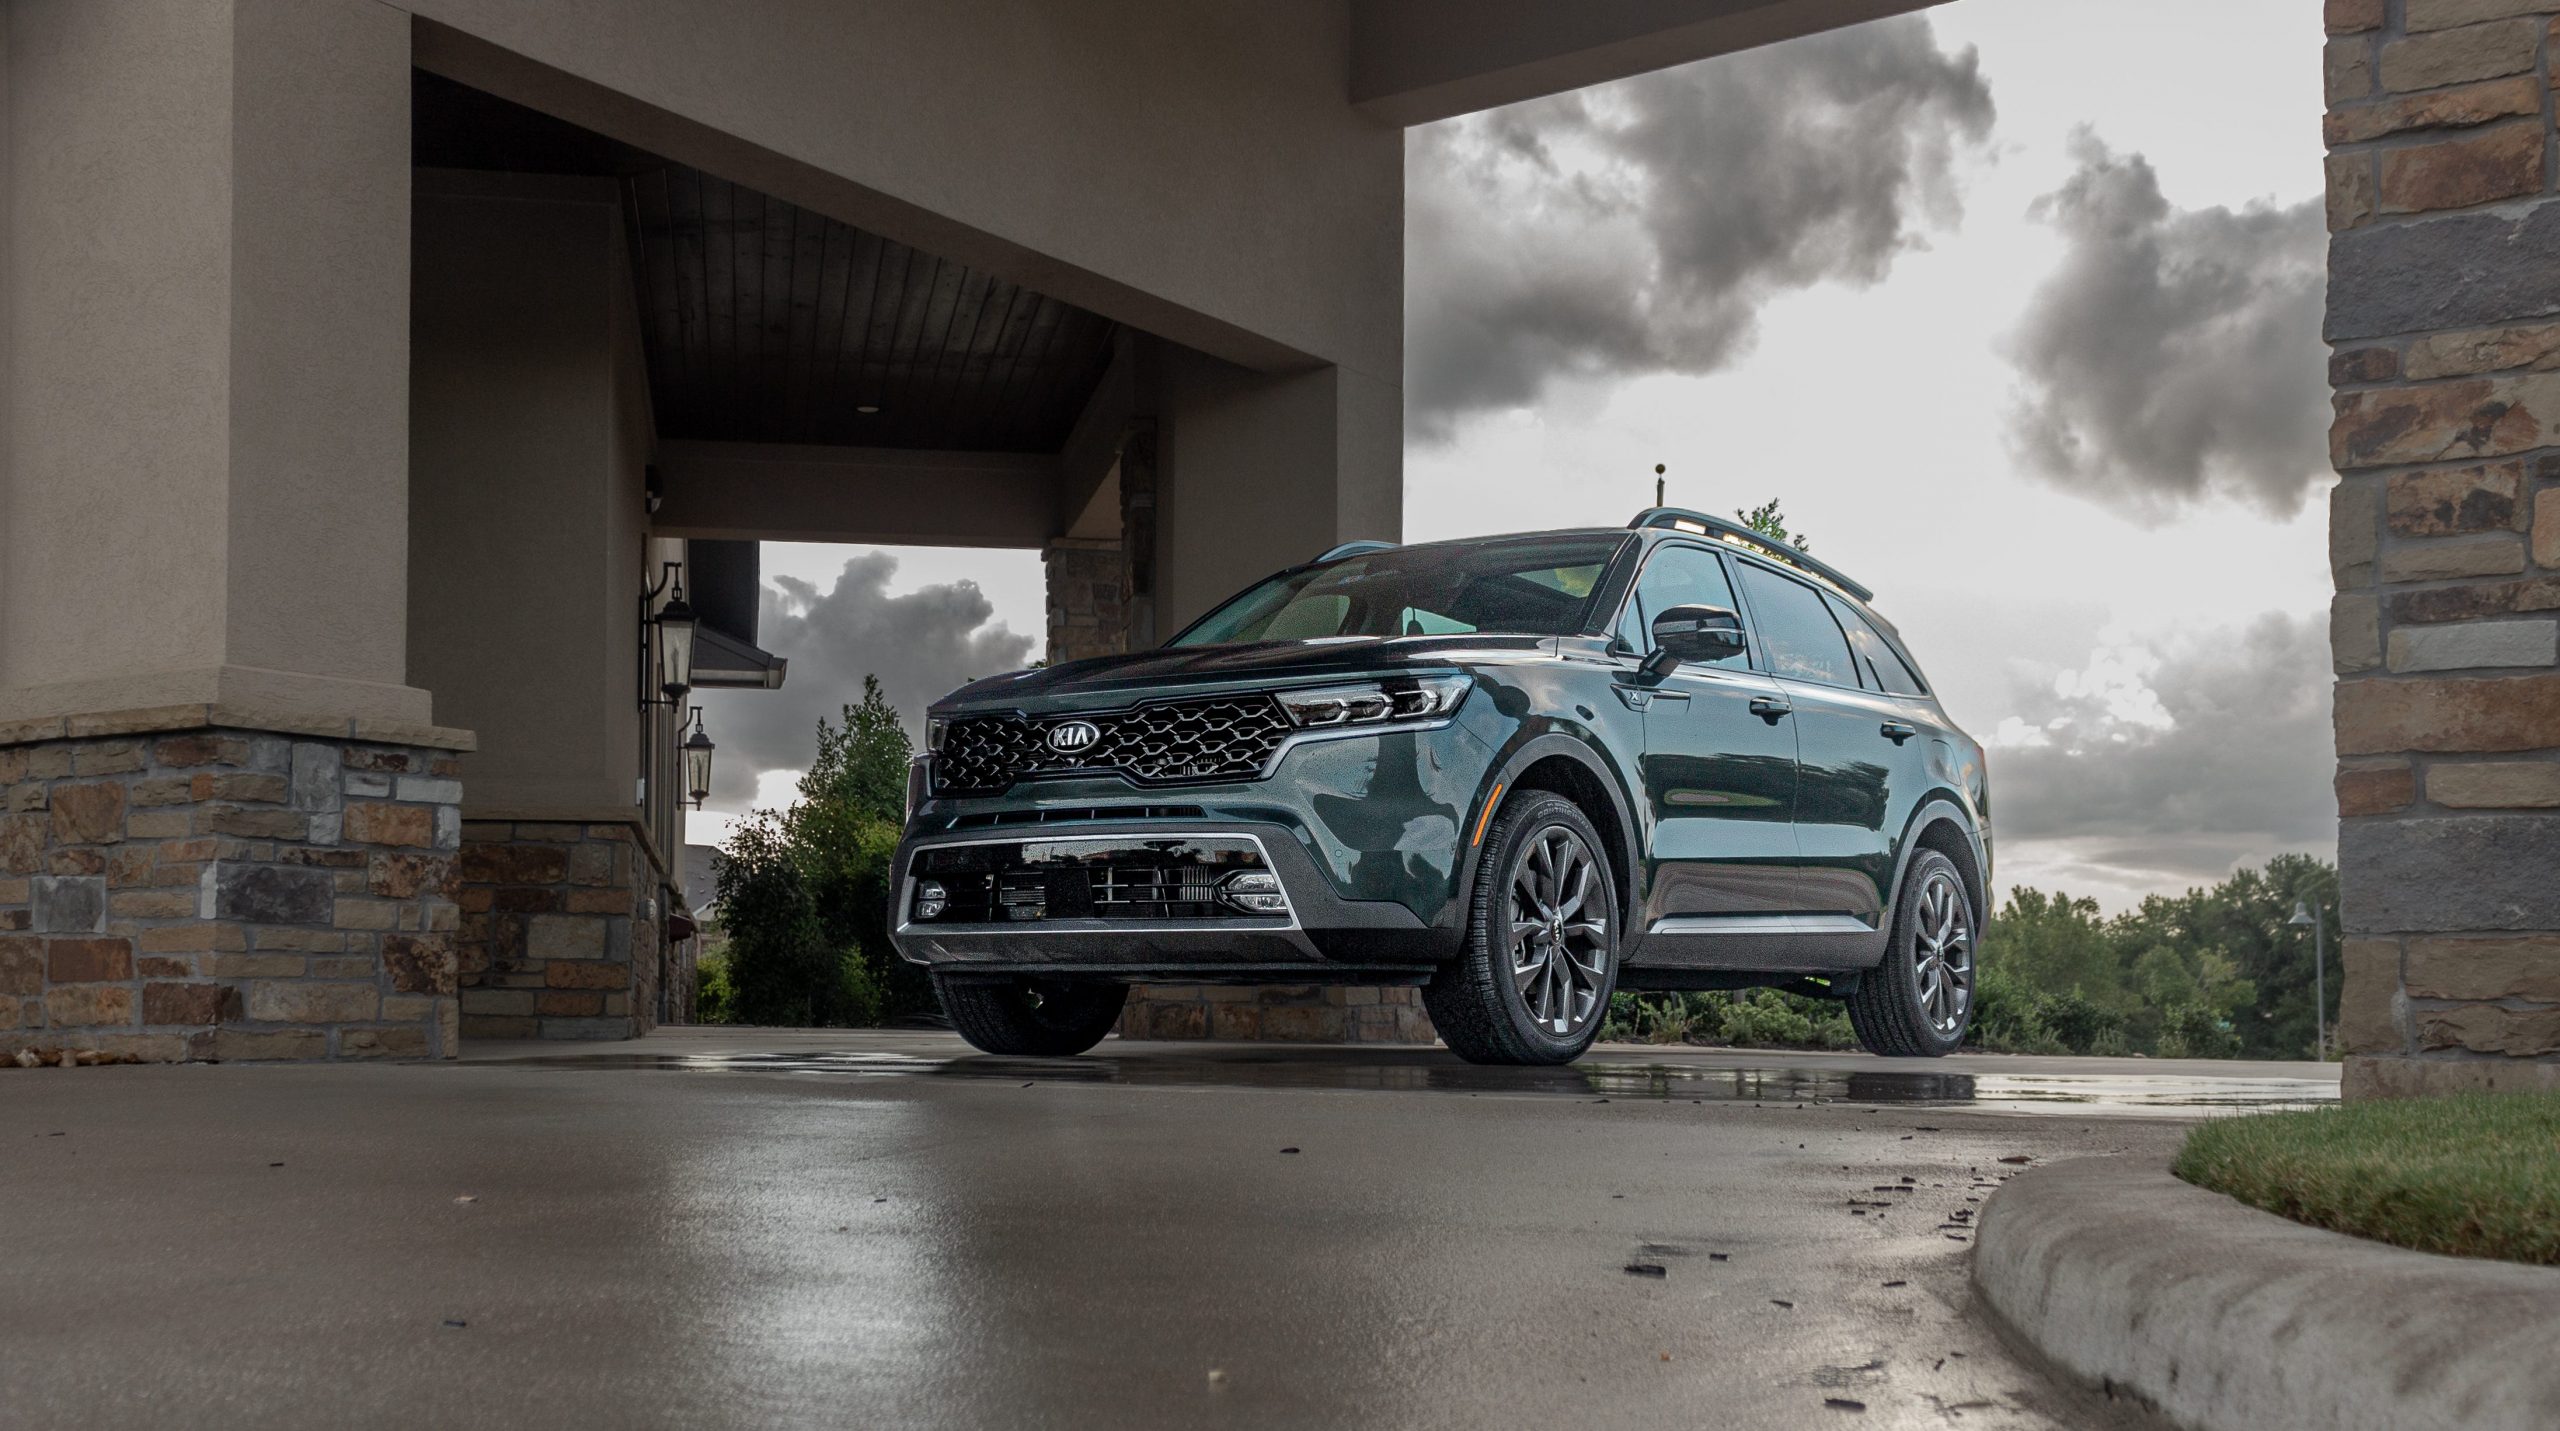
[1424,790,1621,1066]
[932,974,1129,1056]
[1845,848,1976,1058]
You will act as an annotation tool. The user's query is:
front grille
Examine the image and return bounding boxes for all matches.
[935,696,1292,795]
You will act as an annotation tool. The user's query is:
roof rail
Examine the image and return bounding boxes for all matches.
[1627,508,1873,602]
[1313,539,1398,563]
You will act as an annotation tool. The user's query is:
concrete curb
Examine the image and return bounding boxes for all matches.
[1973,1157,2560,1431]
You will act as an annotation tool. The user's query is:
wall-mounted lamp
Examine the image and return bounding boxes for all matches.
[682,707,716,809]
[641,561,697,710]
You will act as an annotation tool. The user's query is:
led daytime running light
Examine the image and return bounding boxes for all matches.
[1276,675,1469,729]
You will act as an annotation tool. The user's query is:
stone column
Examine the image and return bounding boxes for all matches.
[2325,0,2560,1097]
[0,727,466,1064]
[1042,539,1129,665]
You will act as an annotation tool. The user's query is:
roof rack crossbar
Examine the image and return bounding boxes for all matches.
[1627,508,1873,602]
[1313,539,1398,564]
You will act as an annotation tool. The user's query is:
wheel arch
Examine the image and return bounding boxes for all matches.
[1894,797,1987,928]
[1466,735,1644,932]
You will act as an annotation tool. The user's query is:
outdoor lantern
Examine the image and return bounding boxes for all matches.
[655,576,698,700]
[682,707,715,810]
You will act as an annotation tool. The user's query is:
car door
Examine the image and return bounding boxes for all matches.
[1610,543,1800,936]
[1729,561,1916,932]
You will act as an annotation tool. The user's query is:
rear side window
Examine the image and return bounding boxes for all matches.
[1827,594,1928,697]
[1735,563,1858,687]
[1615,544,1748,668]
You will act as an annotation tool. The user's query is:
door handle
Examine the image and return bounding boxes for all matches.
[1880,721,1918,744]
[1749,697,1792,723]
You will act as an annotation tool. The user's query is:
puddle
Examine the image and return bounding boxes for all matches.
[482,1045,2336,1116]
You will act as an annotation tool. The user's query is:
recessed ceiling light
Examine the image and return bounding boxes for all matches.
[856,404,881,414]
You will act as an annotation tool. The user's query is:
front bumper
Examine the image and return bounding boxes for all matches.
[888,819,1449,978]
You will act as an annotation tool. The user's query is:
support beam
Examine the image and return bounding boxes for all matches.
[411,18,1342,376]
[652,442,1057,548]
[1351,0,1943,126]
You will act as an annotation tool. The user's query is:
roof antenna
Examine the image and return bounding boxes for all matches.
[1654,463,1666,508]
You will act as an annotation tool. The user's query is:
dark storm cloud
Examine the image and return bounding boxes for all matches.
[2004,132,2330,518]
[1990,611,2334,883]
[692,553,1034,809]
[1406,16,1994,437]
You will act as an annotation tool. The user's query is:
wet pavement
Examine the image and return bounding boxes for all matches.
[0,1030,2332,1429]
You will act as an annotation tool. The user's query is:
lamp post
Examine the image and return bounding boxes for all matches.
[681,707,715,810]
[2288,898,2328,1062]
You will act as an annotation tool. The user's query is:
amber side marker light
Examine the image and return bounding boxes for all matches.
[1471,783,1504,848]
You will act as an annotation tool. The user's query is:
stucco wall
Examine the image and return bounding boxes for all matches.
[409,174,648,815]
[0,0,424,725]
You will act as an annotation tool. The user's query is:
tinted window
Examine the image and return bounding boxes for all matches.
[1171,534,1622,646]
[1616,545,1747,668]
[1735,563,1858,686]
[1827,594,1927,697]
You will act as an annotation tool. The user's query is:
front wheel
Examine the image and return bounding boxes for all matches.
[933,973,1129,1056]
[1845,848,1976,1057]
[1425,790,1620,1066]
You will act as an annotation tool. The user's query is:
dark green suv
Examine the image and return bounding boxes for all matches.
[891,509,1990,1066]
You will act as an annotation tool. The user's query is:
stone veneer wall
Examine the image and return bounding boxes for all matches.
[456,820,663,1040]
[1116,983,1435,1044]
[2326,0,2560,1097]
[0,723,464,1063]
[1043,537,1128,665]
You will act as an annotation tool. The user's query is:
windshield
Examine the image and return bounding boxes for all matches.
[1170,535,1626,647]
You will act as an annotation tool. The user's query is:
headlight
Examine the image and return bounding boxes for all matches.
[925,717,948,752]
[1276,675,1470,728]
[914,881,948,920]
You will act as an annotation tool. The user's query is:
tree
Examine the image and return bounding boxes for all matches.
[1736,499,1811,552]
[710,676,920,1027]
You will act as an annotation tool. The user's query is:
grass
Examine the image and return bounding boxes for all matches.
[2173,1093,2560,1266]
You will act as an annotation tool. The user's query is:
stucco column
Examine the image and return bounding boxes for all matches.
[0,0,430,732]
[2324,0,2560,1097]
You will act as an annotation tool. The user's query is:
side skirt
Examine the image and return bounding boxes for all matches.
[1623,913,1888,974]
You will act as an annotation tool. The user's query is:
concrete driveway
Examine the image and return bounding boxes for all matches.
[0,1030,2333,1430]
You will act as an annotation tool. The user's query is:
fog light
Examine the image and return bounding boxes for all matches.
[1220,869,1290,916]
[915,881,948,920]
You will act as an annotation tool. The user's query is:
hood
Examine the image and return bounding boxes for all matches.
[932,634,1551,714]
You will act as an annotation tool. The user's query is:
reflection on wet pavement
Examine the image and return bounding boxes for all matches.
[488,1044,2336,1115]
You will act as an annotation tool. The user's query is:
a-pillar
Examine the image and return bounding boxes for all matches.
[0,0,466,1062]
[2324,0,2560,1097]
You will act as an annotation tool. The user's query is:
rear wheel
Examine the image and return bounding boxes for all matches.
[1425,790,1620,1066]
[933,973,1129,1056]
[1845,848,1975,1058]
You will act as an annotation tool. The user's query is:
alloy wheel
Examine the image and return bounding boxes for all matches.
[1508,826,1609,1036]
[1911,869,1974,1036]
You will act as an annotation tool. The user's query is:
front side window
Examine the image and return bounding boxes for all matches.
[1614,544,1748,668]
[1734,562,1859,687]
[1171,535,1624,647]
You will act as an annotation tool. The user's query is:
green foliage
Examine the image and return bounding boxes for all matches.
[1735,499,1811,552]
[2176,1094,2560,1265]
[1601,856,2337,1061]
[1601,988,1855,1050]
[710,675,927,1028]
[693,946,737,1025]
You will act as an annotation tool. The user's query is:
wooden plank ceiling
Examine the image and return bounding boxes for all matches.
[414,73,1118,452]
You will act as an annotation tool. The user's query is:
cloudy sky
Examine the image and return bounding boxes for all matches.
[692,0,2334,913]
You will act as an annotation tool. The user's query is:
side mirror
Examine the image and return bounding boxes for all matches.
[1641,604,1747,678]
